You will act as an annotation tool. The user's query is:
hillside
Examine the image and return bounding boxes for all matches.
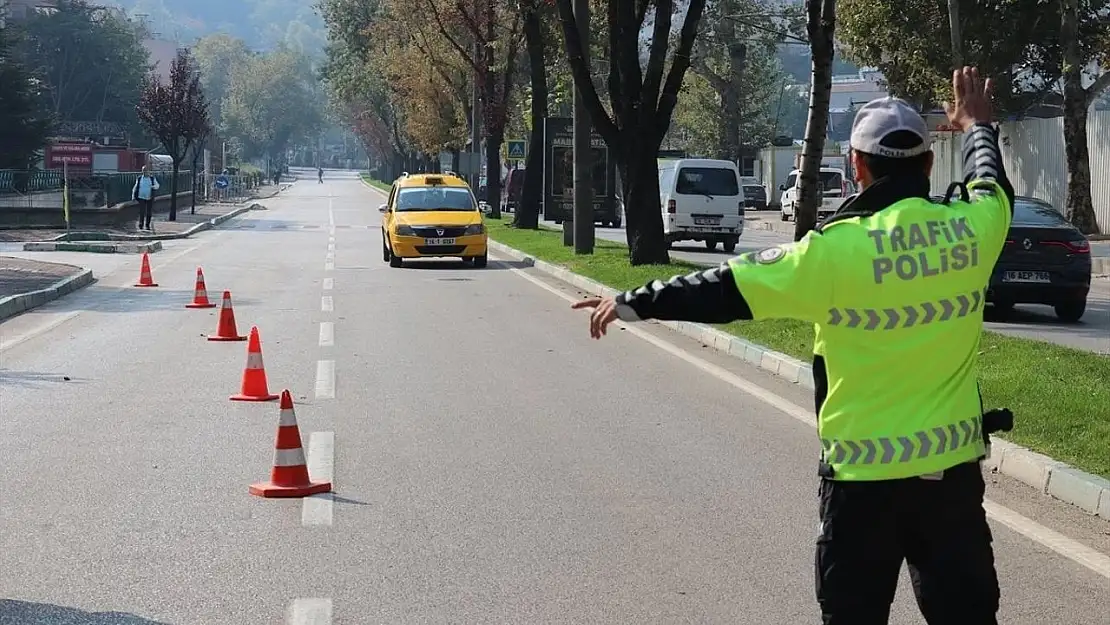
[107,0,327,53]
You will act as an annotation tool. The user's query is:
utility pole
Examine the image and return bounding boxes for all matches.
[571,0,594,253]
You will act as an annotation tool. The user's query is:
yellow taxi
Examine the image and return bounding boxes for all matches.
[378,172,488,268]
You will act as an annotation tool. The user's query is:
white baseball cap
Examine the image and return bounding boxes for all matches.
[849,97,931,158]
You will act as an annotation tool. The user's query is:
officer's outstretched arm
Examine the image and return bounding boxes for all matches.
[961,123,1014,215]
[612,233,831,325]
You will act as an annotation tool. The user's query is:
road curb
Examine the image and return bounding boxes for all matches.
[488,238,1110,522]
[24,240,163,254]
[1092,256,1109,276]
[0,267,95,322]
[33,203,261,246]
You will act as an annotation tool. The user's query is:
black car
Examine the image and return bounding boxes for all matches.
[990,196,1091,321]
[930,194,1091,321]
[743,183,767,210]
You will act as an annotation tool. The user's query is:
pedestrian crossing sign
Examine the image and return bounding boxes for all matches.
[507,140,527,159]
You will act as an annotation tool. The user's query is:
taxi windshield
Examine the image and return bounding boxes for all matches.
[396,186,474,211]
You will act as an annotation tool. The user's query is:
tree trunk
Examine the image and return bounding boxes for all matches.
[721,43,746,163]
[451,148,461,174]
[1060,0,1100,235]
[622,141,669,265]
[795,0,836,242]
[514,6,546,230]
[485,124,504,219]
[169,161,180,221]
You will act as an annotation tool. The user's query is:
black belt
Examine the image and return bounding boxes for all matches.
[818,409,1014,479]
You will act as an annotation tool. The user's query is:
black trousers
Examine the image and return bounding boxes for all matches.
[137,198,154,228]
[815,461,1000,624]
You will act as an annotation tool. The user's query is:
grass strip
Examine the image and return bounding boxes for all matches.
[361,174,391,193]
[487,216,1110,479]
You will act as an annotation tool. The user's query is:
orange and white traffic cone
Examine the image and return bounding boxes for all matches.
[185,267,216,308]
[249,390,332,498]
[134,252,158,287]
[230,326,279,402]
[208,291,246,341]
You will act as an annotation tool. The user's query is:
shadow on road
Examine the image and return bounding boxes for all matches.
[0,600,170,624]
[402,259,531,271]
[0,370,86,387]
[35,285,260,314]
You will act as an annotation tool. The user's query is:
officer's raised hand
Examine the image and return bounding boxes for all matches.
[571,296,619,339]
[944,66,994,132]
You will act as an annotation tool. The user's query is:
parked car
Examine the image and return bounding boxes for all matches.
[743,182,768,210]
[779,168,850,222]
[931,194,1091,321]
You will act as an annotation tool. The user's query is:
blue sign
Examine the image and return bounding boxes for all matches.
[507,140,527,159]
[215,175,229,189]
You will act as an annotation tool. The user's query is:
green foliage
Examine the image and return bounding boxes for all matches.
[16,0,150,128]
[136,49,212,164]
[220,46,324,161]
[0,25,52,169]
[838,0,1109,113]
[192,33,250,128]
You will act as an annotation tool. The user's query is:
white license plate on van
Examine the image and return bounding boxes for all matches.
[423,237,456,246]
[693,216,721,226]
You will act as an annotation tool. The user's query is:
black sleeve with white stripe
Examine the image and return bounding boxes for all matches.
[613,263,755,323]
[961,123,1015,212]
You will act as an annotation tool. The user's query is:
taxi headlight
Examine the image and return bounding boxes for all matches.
[463,224,485,235]
[394,225,416,236]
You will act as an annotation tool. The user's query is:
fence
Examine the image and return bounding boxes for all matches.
[0,169,194,210]
[197,172,268,205]
[929,109,1110,231]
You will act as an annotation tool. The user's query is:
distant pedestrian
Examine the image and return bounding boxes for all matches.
[132,166,160,230]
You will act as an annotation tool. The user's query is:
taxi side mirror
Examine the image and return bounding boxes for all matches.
[778,184,786,191]
[378,204,388,213]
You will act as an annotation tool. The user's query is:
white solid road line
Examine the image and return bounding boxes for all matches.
[321,296,333,312]
[322,277,333,291]
[318,322,334,347]
[302,431,335,526]
[288,598,332,625]
[315,360,336,399]
[496,257,1110,581]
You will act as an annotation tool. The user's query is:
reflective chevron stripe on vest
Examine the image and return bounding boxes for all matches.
[827,288,986,330]
[821,416,981,466]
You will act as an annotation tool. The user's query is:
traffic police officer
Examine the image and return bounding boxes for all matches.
[572,67,1014,624]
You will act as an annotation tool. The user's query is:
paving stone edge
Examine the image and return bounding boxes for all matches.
[0,267,95,322]
[488,238,1110,521]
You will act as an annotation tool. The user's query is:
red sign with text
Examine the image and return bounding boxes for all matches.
[47,143,93,167]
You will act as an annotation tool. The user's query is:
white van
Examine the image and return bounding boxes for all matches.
[778,167,851,222]
[657,158,745,252]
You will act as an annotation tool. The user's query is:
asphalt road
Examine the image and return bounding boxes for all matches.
[541,216,1110,354]
[2,173,1108,624]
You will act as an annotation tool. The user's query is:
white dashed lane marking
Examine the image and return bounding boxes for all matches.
[288,598,332,624]
[315,360,336,399]
[322,277,333,291]
[321,296,333,312]
[318,322,334,347]
[302,431,335,527]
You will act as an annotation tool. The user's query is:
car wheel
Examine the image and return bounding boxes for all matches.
[389,248,403,268]
[612,219,622,228]
[780,211,789,222]
[382,236,390,262]
[554,219,562,225]
[723,238,737,253]
[705,240,717,251]
[1054,299,1085,322]
[473,253,488,268]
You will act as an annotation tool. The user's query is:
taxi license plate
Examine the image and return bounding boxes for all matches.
[1003,270,1051,283]
[694,216,721,226]
[424,237,456,246]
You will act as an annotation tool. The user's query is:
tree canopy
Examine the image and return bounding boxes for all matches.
[0,23,52,169]
[15,0,150,132]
